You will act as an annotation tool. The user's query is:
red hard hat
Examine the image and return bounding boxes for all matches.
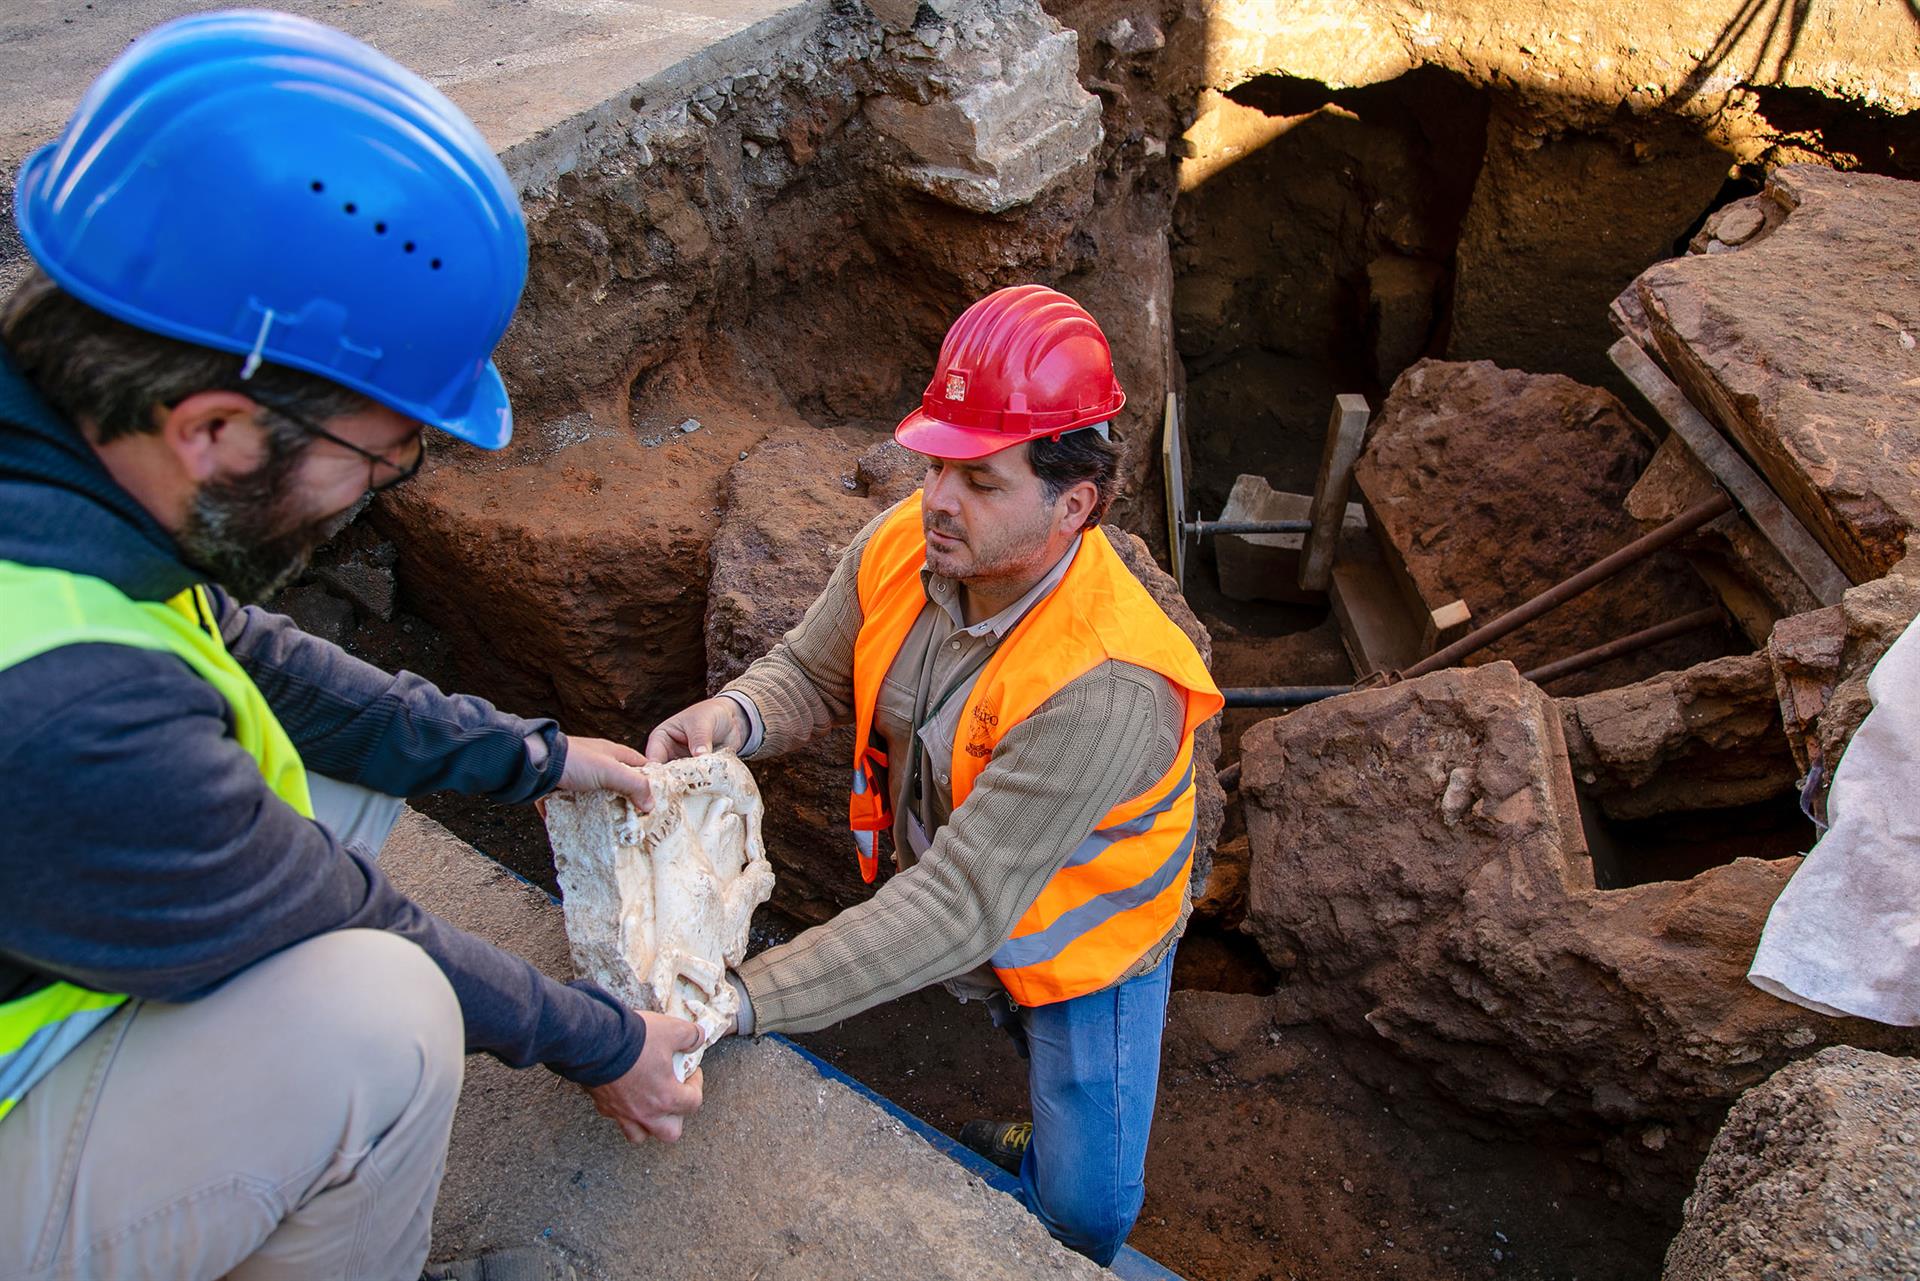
[894,284,1126,460]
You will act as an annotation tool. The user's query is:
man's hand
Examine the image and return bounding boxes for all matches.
[586,1011,706,1143]
[646,696,749,762]
[554,735,654,812]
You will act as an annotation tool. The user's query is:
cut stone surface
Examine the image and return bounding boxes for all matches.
[1237,662,1920,1156]
[1353,359,1724,693]
[1559,653,1797,821]
[1622,166,1920,585]
[705,426,896,925]
[546,752,774,1079]
[380,810,1112,1279]
[1663,1046,1920,1281]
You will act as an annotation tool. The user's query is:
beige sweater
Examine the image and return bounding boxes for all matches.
[727,505,1188,1035]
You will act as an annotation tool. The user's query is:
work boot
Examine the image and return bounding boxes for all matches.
[423,1246,577,1281]
[959,1119,1032,1175]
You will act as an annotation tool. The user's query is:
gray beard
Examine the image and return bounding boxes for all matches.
[175,451,335,603]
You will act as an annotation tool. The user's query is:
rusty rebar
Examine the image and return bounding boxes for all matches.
[1220,685,1351,708]
[1399,492,1735,680]
[1522,607,1726,687]
[1188,519,1314,538]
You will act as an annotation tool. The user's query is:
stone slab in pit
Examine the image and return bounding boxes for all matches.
[1621,165,1920,585]
[381,808,1112,1280]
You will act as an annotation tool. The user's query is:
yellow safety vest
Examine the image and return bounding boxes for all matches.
[0,560,312,1122]
[847,494,1224,1006]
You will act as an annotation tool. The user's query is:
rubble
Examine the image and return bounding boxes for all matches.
[1664,1047,1920,1281]
[1352,359,1725,692]
[1237,662,1920,1147]
[546,752,774,1078]
[1620,166,1920,584]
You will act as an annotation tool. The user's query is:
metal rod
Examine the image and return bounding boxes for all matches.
[1522,607,1726,686]
[1217,760,1242,791]
[1400,492,1735,680]
[1186,519,1314,538]
[1220,685,1351,708]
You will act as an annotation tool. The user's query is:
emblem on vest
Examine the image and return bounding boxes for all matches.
[966,702,997,758]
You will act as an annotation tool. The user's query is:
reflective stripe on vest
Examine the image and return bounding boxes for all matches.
[0,560,314,1121]
[848,493,1224,1007]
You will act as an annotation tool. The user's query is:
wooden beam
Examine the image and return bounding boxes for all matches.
[1161,391,1186,592]
[1298,394,1371,593]
[1609,337,1851,607]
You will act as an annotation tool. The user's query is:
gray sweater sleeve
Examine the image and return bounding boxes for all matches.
[208,585,567,801]
[736,661,1183,1034]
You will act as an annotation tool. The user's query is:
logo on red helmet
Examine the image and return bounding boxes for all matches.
[945,372,968,403]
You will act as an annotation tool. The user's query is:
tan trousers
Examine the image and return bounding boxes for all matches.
[0,782,459,1281]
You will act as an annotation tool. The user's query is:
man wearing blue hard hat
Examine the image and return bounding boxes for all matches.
[0,11,702,1279]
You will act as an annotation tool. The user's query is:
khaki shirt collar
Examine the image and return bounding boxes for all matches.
[920,534,1082,639]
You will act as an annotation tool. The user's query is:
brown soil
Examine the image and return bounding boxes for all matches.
[792,974,1668,1281]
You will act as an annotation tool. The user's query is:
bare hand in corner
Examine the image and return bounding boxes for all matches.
[645,697,750,762]
[586,1011,706,1143]
[552,735,654,812]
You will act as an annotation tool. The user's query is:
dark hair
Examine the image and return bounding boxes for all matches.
[1027,425,1121,532]
[1,269,367,445]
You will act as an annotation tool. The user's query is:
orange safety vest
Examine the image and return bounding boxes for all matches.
[847,493,1224,1007]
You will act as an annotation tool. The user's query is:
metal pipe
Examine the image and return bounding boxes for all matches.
[1217,760,1241,791]
[1220,685,1352,708]
[1186,519,1314,538]
[1522,607,1726,686]
[1400,492,1734,680]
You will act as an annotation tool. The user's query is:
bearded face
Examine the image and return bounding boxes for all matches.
[174,438,338,602]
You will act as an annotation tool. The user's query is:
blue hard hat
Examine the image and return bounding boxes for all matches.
[13,9,527,448]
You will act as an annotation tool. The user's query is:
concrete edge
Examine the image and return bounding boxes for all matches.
[499,0,835,194]
[476,841,1184,1280]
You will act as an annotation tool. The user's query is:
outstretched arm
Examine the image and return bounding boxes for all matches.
[734,661,1184,1034]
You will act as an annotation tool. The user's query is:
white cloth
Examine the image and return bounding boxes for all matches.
[1750,613,1920,1023]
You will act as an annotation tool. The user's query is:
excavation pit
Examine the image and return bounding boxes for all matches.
[12,0,1920,1277]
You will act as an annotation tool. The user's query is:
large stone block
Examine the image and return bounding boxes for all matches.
[1353,358,1724,692]
[865,4,1101,213]
[372,413,754,740]
[1622,166,1920,585]
[1560,652,1797,821]
[705,427,898,924]
[1664,1046,1920,1280]
[1238,662,1920,1137]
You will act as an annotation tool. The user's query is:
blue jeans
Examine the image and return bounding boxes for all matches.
[1010,945,1176,1266]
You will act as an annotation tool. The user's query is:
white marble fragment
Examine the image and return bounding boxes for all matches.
[546,751,774,1081]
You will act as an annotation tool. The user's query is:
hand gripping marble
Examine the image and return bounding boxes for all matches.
[545,752,775,1080]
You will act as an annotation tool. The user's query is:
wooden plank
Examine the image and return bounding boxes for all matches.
[1161,391,1186,592]
[1609,337,1852,607]
[1298,394,1371,593]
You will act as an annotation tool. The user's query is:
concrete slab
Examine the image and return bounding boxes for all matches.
[1,0,821,288]
[381,809,1113,1281]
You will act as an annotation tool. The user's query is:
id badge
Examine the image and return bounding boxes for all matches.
[906,812,933,858]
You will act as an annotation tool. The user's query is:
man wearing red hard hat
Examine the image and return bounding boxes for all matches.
[650,284,1224,1264]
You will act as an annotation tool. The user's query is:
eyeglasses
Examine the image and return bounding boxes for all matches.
[247,393,427,495]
